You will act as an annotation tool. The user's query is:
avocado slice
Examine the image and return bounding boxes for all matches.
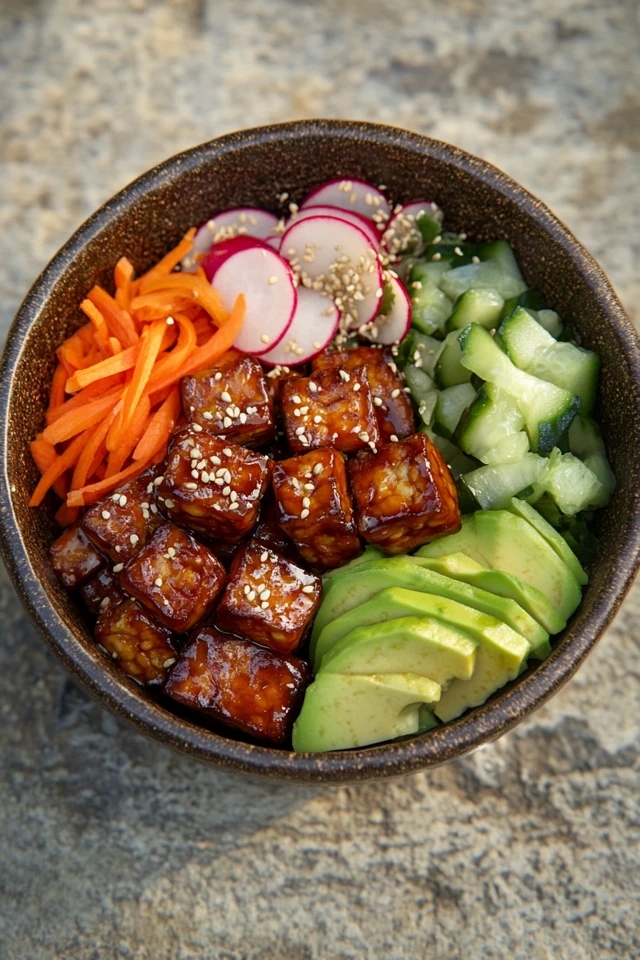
[309,557,549,664]
[315,587,529,669]
[292,672,441,752]
[417,512,582,622]
[322,545,383,581]
[506,497,588,586]
[409,551,563,641]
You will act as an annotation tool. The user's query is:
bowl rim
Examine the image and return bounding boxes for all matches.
[2,118,639,782]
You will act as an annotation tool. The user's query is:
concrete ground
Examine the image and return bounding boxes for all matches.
[0,1,638,958]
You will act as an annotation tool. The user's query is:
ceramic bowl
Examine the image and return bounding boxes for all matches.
[1,120,639,782]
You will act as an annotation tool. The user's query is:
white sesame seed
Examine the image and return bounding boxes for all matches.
[166,316,175,325]
[300,405,309,414]
[214,372,222,381]
[190,448,201,459]
[373,397,383,407]
[115,546,121,553]
[239,412,247,424]
[203,411,214,420]
[358,432,370,442]
[222,486,231,496]
[184,482,198,490]
[260,590,271,601]
[101,510,111,520]
[300,508,310,519]
[268,276,279,285]
[164,498,175,509]
[154,476,164,486]
[303,483,314,491]
[353,383,361,392]
[191,423,203,433]
[223,417,232,428]
[291,477,300,489]
[308,381,318,393]
[391,388,401,398]
[244,584,251,595]
[224,470,231,483]
[211,455,221,464]
[293,408,301,417]
[167,547,176,558]
[472,255,480,264]
[229,501,239,510]
[261,601,269,609]
[163,658,176,668]
[339,369,350,382]
[221,391,232,403]
[260,334,270,344]
[223,448,232,457]
[155,577,163,587]
[130,534,139,545]
[100,597,110,609]
[313,463,323,475]
[113,493,121,502]
[292,395,302,404]
[390,434,399,442]
[454,246,464,256]
[230,491,238,502]
[113,563,124,573]
[301,585,315,594]
[302,497,310,508]
[260,551,268,562]
[432,252,442,261]
[295,426,305,436]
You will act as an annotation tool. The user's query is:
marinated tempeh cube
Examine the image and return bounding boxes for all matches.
[164,626,309,744]
[263,364,302,412]
[82,469,162,563]
[182,353,275,447]
[216,541,322,653]
[347,433,461,554]
[272,448,362,570]
[95,597,177,685]
[156,426,271,542]
[280,365,380,455]
[119,523,227,633]
[312,346,415,441]
[50,525,105,589]
[81,568,125,615]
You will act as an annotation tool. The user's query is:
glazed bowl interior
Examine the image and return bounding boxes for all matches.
[1,120,639,782]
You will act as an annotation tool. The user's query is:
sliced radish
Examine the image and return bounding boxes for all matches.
[362,276,411,345]
[181,208,279,272]
[280,215,383,331]
[382,200,443,258]
[287,204,381,249]
[203,236,272,282]
[300,178,391,222]
[212,246,297,356]
[260,288,340,366]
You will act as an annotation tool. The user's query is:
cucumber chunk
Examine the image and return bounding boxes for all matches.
[500,307,600,414]
[440,261,527,302]
[500,289,548,322]
[462,455,548,511]
[446,288,505,332]
[435,329,472,387]
[424,430,479,479]
[459,323,580,453]
[398,331,444,377]
[410,259,453,287]
[433,383,477,440]
[568,416,616,505]
[408,262,454,335]
[478,240,525,283]
[455,382,525,461]
[530,448,606,516]
[536,309,562,338]
[429,234,479,265]
[404,364,439,427]
[480,431,530,464]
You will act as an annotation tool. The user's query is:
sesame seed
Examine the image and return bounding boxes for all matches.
[224,470,232,483]
[303,482,314,491]
[313,415,322,424]
[223,417,232,428]
[304,472,312,478]
[214,372,222,381]
[261,601,269,609]
[190,448,201,459]
[454,246,464,256]
[101,510,111,520]
[300,508,310,519]
[141,502,149,510]
[353,383,361,392]
[415,358,423,368]
[201,471,210,483]
[339,370,350,382]
[292,395,302,404]
[358,432,370,442]
[167,547,176,558]
[192,423,203,433]
[163,658,176,668]
[295,426,305,436]
[222,486,231,496]
[115,546,121,553]
[313,463,323,475]
[248,590,256,601]
[184,482,198,490]
[268,276,279,285]
[300,405,309,415]
[210,455,221,465]
[391,388,401,398]
[301,585,315,594]
[100,597,110,609]
[390,434,399,442]
[472,255,480,264]
[226,406,235,417]
[155,577,163,587]
[294,408,301,417]
[260,334,270,344]
[230,491,238,502]
[373,397,383,407]
[432,252,442,261]
[244,585,251,595]
[229,501,239,510]
[221,391,232,403]
[154,476,164,486]
[223,448,233,457]
[164,498,175,509]
[239,412,247,424]
[260,551,268,562]
[308,381,318,393]
[113,563,124,573]
[302,497,311,508]
[130,534,139,545]
[260,590,271,601]
[166,316,175,325]
[203,411,214,420]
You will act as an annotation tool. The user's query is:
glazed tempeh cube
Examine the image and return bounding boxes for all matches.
[81,568,124,615]
[272,448,362,570]
[182,353,275,447]
[95,598,177,685]
[82,470,162,563]
[312,346,415,441]
[50,525,105,589]
[119,523,226,633]
[347,433,461,554]
[156,426,271,542]
[164,626,309,744]
[280,365,380,454]
[216,541,322,653]
[263,364,302,412]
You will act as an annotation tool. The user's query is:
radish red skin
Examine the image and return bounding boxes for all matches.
[287,204,381,248]
[183,208,279,272]
[203,236,272,282]
[365,275,412,345]
[260,288,340,367]
[300,178,391,220]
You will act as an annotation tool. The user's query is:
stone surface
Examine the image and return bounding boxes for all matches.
[0,1,638,958]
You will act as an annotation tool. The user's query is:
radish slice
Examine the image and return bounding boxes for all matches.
[181,208,279,272]
[203,236,272,282]
[212,247,297,356]
[301,178,391,222]
[280,215,383,331]
[382,200,443,258]
[260,288,340,366]
[287,204,381,249]
[362,276,412,345]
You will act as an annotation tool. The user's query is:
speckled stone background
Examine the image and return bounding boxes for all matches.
[1,2,639,958]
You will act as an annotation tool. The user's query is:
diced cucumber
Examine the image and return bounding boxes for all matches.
[455,382,525,461]
[480,431,530,464]
[478,240,525,283]
[433,383,477,441]
[410,259,453,287]
[399,331,445,377]
[446,288,505,332]
[462,455,548,511]
[500,289,547,322]
[529,448,606,516]
[435,329,472,388]
[404,364,439,427]
[459,323,580,453]
[410,282,454,335]
[425,430,479,479]
[429,234,479,265]
[568,416,616,505]
[499,307,600,414]
[536,309,562,338]
[440,260,528,302]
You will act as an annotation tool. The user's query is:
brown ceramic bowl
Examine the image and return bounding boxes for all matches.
[1,121,639,782]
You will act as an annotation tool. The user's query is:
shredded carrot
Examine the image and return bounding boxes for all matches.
[29,226,246,515]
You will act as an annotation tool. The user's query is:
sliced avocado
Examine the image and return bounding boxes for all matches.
[409,551,561,646]
[322,545,383,582]
[291,672,441,752]
[416,512,582,623]
[309,557,548,664]
[506,497,588,586]
[321,615,478,684]
[315,587,530,670]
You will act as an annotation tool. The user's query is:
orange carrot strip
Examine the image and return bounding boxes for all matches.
[133,387,182,462]
[42,389,123,445]
[133,274,228,325]
[48,364,67,410]
[114,257,135,311]
[105,395,151,477]
[67,457,154,508]
[180,293,244,377]
[117,319,166,438]
[65,343,140,394]
[30,430,91,507]
[30,439,69,500]
[138,228,196,282]
[87,286,138,348]
[80,299,111,353]
[70,410,117,490]
[148,314,197,387]
[46,381,123,424]
[108,336,123,355]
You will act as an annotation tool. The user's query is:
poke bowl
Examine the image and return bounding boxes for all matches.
[0,120,639,783]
